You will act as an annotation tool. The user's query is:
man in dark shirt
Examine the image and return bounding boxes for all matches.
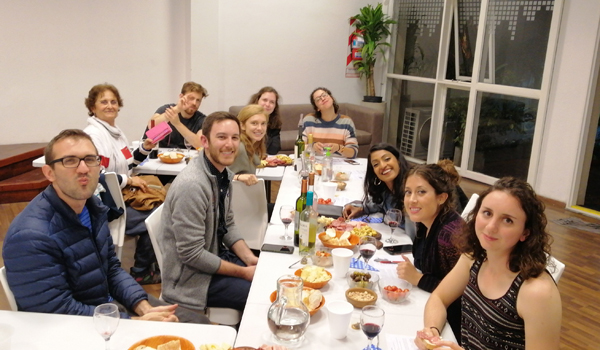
[145,81,207,149]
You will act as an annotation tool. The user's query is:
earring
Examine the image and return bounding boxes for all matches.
[374,178,382,185]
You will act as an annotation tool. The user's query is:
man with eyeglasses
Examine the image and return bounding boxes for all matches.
[2,129,209,323]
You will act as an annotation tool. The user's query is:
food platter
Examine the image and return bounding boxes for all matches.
[317,231,360,249]
[158,152,185,164]
[128,335,194,350]
[259,155,293,167]
[269,286,326,316]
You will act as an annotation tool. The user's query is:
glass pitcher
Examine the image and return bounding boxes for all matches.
[267,274,310,345]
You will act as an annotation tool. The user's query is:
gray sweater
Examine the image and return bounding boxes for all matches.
[159,150,244,310]
[228,142,260,174]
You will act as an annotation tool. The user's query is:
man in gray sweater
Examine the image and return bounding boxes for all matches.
[158,112,259,312]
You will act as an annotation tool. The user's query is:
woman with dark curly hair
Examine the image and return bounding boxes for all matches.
[248,87,282,155]
[302,87,358,158]
[414,177,562,350]
[400,163,464,340]
[343,143,410,223]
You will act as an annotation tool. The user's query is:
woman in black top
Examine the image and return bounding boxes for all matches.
[248,86,282,155]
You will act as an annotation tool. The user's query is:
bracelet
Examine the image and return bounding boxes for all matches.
[430,326,441,336]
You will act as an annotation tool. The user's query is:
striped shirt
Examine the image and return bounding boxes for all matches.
[461,259,525,350]
[302,114,358,158]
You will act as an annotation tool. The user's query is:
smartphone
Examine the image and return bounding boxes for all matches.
[261,244,294,254]
[383,244,413,255]
[344,159,359,165]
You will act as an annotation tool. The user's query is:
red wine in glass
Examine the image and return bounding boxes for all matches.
[360,247,376,261]
[385,209,402,244]
[281,218,293,225]
[362,322,382,339]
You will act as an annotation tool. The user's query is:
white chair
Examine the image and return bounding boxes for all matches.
[0,266,18,311]
[461,193,480,220]
[231,178,268,251]
[547,255,565,283]
[104,172,127,260]
[144,204,242,326]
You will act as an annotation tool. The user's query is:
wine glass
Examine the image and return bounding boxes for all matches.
[279,205,295,240]
[184,138,193,157]
[359,236,377,271]
[94,303,120,350]
[360,305,385,350]
[384,209,402,244]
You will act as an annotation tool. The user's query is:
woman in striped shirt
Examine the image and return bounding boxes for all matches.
[302,87,359,159]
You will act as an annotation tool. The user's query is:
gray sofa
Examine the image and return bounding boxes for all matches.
[229,103,383,158]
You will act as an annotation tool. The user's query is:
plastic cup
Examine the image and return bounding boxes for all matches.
[332,248,353,278]
[320,182,337,200]
[0,324,13,350]
[326,300,354,339]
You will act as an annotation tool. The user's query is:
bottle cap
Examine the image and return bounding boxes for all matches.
[306,191,314,205]
[325,147,331,157]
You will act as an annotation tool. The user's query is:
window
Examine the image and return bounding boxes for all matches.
[387,0,562,184]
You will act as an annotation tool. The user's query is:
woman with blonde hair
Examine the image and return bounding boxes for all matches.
[230,104,268,186]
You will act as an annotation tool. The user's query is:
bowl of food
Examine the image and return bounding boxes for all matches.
[378,277,412,303]
[158,152,185,164]
[331,180,347,191]
[269,286,325,316]
[345,287,377,308]
[334,171,351,181]
[318,229,360,249]
[294,266,332,289]
[346,269,379,290]
[311,248,333,267]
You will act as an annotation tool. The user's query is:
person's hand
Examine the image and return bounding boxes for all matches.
[343,204,363,219]
[164,106,182,126]
[396,255,422,286]
[241,265,256,281]
[313,142,324,155]
[135,310,179,322]
[142,304,178,315]
[142,137,157,151]
[129,176,149,192]
[236,174,258,186]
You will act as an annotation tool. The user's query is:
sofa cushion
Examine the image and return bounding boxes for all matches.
[280,130,298,152]
[355,130,372,147]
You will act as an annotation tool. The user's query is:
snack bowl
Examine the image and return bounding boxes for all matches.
[334,171,351,181]
[345,287,377,308]
[346,269,379,291]
[269,286,326,316]
[311,248,333,267]
[318,231,360,249]
[158,152,185,164]
[294,267,332,289]
[378,277,412,303]
[331,180,347,191]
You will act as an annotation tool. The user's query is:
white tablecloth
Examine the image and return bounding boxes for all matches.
[0,309,237,350]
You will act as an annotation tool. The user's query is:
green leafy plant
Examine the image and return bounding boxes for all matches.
[352,3,396,97]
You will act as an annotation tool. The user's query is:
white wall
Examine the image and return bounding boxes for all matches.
[537,1,600,202]
[190,0,384,113]
[0,1,188,144]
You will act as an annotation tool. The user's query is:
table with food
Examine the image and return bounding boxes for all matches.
[235,158,456,349]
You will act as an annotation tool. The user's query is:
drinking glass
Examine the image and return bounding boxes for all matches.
[360,305,385,350]
[359,236,377,271]
[384,209,402,244]
[93,303,120,350]
[184,138,193,157]
[279,205,294,240]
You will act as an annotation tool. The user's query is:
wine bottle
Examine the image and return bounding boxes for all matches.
[322,147,333,182]
[299,191,318,256]
[294,125,305,159]
[308,172,318,211]
[294,177,308,247]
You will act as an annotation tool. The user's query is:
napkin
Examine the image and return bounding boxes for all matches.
[350,258,379,272]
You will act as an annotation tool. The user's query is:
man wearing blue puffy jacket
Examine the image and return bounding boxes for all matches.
[2,129,207,323]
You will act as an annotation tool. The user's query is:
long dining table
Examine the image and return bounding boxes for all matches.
[235,158,456,349]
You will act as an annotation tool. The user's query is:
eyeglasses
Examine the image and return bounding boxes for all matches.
[48,155,102,168]
[314,92,329,103]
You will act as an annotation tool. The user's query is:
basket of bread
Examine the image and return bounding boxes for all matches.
[158,152,185,164]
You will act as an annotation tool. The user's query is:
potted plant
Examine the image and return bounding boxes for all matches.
[351,3,396,102]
